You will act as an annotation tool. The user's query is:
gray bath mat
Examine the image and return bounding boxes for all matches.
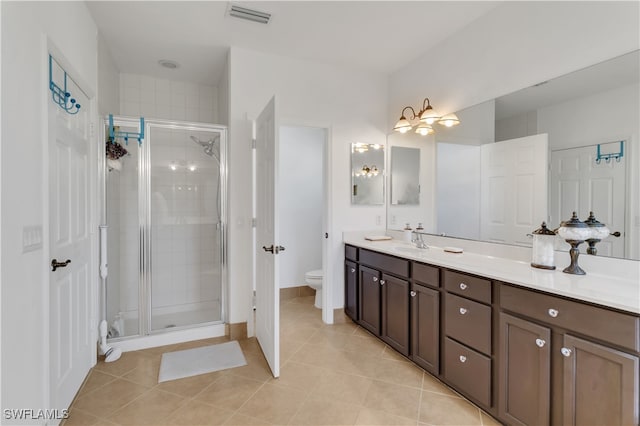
[158,341,247,383]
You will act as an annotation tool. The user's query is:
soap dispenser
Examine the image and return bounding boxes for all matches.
[403,223,412,243]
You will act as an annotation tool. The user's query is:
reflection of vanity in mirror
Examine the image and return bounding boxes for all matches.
[351,143,385,205]
[387,50,639,260]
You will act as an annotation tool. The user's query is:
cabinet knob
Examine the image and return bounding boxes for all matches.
[561,347,572,357]
[535,338,546,348]
[372,277,378,282]
[380,279,386,286]
[351,268,355,273]
[459,283,468,290]
[459,355,467,363]
[459,307,468,315]
[548,308,559,318]
[410,291,417,297]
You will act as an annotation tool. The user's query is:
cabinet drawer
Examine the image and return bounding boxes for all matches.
[444,337,491,407]
[445,293,492,355]
[501,284,640,352]
[345,245,358,261]
[444,270,491,304]
[413,262,439,288]
[360,249,409,278]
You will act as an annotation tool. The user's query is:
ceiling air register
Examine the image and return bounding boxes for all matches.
[228,4,271,24]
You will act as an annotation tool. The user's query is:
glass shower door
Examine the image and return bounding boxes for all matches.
[148,124,224,331]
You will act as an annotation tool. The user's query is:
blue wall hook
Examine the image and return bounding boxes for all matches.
[108,114,145,146]
[595,141,624,164]
[49,55,81,115]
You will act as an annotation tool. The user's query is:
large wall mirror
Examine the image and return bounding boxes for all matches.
[388,49,639,261]
[351,143,385,205]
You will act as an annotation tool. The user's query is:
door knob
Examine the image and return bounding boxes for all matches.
[410,291,417,297]
[380,279,386,286]
[610,231,621,237]
[535,338,546,348]
[459,283,468,290]
[561,347,572,357]
[51,259,71,272]
[459,307,468,315]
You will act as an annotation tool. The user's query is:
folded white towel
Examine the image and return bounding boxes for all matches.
[365,235,392,241]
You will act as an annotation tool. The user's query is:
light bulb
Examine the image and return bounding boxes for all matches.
[188,164,197,172]
[170,164,177,171]
[399,127,409,134]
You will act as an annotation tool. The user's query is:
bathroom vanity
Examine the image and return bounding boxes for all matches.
[343,237,640,426]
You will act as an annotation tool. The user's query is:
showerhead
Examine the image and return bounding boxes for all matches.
[190,134,220,162]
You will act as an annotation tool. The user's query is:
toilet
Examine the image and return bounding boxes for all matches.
[304,269,323,309]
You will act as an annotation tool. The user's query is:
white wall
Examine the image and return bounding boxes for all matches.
[97,33,119,116]
[217,52,230,126]
[1,1,98,416]
[279,126,324,288]
[228,47,388,323]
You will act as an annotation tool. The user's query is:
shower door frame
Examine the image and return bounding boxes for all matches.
[100,115,228,340]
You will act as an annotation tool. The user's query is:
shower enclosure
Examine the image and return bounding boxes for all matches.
[102,116,227,341]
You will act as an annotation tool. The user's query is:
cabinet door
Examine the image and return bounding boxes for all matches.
[498,313,551,426]
[562,334,639,426]
[358,266,381,335]
[381,273,410,356]
[411,284,439,374]
[344,260,358,321]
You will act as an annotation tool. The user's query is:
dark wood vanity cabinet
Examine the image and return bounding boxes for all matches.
[344,244,640,426]
[499,283,640,426]
[344,260,358,321]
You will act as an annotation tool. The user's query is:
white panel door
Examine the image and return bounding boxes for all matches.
[49,81,92,412]
[481,134,548,246]
[550,143,626,257]
[255,96,280,378]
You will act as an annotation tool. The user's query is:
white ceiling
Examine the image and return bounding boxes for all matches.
[87,1,500,86]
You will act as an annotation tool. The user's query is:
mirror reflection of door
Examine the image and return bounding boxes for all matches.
[550,141,626,258]
[351,143,385,205]
[391,146,420,205]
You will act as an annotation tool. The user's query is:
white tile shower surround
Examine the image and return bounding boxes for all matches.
[346,231,640,314]
[120,73,217,124]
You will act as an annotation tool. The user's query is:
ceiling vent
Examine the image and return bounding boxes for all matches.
[228,4,271,24]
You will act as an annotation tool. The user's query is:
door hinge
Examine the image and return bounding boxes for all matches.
[251,139,256,149]
[251,218,257,228]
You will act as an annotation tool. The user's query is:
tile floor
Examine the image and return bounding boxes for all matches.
[64,296,500,425]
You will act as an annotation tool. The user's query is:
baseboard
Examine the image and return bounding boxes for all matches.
[280,285,315,300]
[229,322,248,340]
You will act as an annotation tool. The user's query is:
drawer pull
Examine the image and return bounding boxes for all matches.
[548,308,559,318]
[380,279,386,286]
[561,347,572,357]
[459,283,468,290]
[410,291,417,297]
[372,277,378,282]
[351,268,355,273]
[459,307,468,315]
[535,338,546,348]
[459,355,467,363]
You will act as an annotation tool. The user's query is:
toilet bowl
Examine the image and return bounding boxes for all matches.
[304,269,323,309]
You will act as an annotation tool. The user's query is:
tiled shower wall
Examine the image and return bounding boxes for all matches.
[107,75,221,332]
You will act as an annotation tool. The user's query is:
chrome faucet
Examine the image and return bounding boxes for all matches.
[412,231,428,249]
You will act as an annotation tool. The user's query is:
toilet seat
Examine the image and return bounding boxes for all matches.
[305,269,323,279]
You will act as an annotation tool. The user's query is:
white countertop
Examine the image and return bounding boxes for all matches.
[344,235,640,315]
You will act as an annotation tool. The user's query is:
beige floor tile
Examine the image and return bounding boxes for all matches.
[223,413,271,425]
[272,361,325,391]
[237,337,263,356]
[289,343,344,370]
[319,321,358,335]
[311,371,375,406]
[62,408,100,426]
[157,370,227,398]
[419,392,482,425]
[355,408,417,425]
[422,374,459,397]
[337,350,380,377]
[195,374,264,410]
[107,389,187,425]
[363,380,421,420]
[381,345,411,362]
[121,356,161,387]
[73,379,149,417]
[281,325,319,345]
[480,411,502,426]
[93,352,152,377]
[342,333,387,357]
[353,325,375,338]
[165,400,234,425]
[289,393,361,425]
[306,329,353,350]
[289,295,316,305]
[373,357,424,389]
[79,370,118,395]
[237,383,307,424]
[280,339,305,363]
[227,351,273,383]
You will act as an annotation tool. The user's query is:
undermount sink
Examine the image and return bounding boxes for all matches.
[392,246,428,255]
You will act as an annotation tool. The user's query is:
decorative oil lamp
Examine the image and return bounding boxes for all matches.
[584,211,610,255]
[556,212,590,275]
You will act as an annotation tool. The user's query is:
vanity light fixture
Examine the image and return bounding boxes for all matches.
[359,165,379,178]
[393,98,460,136]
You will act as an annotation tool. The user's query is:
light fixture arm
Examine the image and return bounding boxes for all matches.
[401,106,418,120]
[420,98,432,113]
